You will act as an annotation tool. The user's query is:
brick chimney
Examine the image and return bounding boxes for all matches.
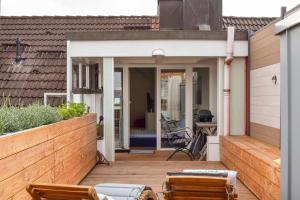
[158,0,222,31]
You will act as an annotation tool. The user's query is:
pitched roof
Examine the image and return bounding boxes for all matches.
[222,16,277,32]
[0,15,274,106]
[0,16,159,106]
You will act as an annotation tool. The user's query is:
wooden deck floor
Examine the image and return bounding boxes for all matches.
[81,152,258,200]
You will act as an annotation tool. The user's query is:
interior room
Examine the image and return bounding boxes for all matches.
[129,68,156,149]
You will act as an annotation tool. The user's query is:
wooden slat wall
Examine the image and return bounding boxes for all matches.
[250,23,280,70]
[0,114,97,200]
[220,136,280,200]
[250,21,281,147]
[251,123,280,147]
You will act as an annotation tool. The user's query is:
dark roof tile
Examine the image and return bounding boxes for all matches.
[222,16,276,32]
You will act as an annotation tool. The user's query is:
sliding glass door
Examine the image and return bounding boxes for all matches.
[160,69,186,148]
[192,68,210,128]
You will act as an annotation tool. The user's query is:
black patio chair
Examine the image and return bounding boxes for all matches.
[166,127,205,161]
[160,113,181,133]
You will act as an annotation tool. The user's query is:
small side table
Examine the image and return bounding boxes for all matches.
[195,122,217,160]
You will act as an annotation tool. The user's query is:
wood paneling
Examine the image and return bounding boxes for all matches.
[250,123,280,147]
[250,63,280,146]
[0,114,97,200]
[220,136,280,200]
[250,23,280,69]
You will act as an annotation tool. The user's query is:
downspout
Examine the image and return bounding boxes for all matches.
[246,30,254,136]
[245,57,249,136]
[223,26,235,136]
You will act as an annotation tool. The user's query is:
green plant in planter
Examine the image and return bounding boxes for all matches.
[0,116,5,134]
[57,102,86,120]
[0,104,62,135]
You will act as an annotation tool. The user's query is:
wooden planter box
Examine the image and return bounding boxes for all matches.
[220,136,280,200]
[0,113,97,200]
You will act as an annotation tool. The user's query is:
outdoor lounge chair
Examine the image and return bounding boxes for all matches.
[163,171,238,200]
[27,183,157,200]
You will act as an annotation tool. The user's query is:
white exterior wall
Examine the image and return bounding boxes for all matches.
[217,57,224,136]
[250,63,280,129]
[69,40,248,57]
[230,58,246,135]
[185,67,194,133]
[103,58,115,161]
[68,39,248,161]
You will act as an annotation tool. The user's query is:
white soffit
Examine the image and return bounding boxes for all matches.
[275,8,300,34]
[69,40,248,57]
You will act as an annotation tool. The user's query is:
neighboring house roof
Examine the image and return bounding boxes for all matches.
[0,16,159,106]
[222,16,277,32]
[0,15,275,106]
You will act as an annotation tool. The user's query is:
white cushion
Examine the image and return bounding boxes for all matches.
[94,183,146,200]
[183,169,237,189]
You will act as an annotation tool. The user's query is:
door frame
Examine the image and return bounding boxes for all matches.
[114,68,124,150]
[117,64,157,150]
[116,62,219,150]
[156,65,194,150]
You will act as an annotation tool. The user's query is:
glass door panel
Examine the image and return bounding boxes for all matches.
[114,68,124,149]
[192,68,210,129]
[160,69,186,148]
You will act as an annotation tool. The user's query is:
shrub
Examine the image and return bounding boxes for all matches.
[0,104,62,135]
[57,102,86,120]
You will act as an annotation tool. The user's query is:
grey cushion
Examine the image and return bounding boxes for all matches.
[94,183,146,200]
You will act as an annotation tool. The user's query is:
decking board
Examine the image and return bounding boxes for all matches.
[81,153,258,200]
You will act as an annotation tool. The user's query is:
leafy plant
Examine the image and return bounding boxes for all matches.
[0,104,62,135]
[57,102,86,120]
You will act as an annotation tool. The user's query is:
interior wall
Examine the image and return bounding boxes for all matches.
[130,68,155,128]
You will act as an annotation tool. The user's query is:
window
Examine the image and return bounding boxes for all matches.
[72,64,102,94]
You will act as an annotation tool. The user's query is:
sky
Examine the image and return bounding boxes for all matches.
[1,0,299,17]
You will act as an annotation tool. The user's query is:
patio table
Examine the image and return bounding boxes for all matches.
[195,122,217,160]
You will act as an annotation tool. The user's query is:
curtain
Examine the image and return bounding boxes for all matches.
[167,76,182,120]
